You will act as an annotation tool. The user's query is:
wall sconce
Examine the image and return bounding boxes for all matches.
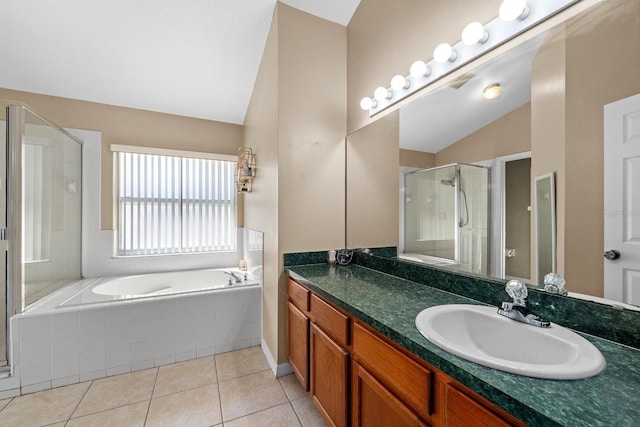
[236,147,256,193]
[360,0,577,116]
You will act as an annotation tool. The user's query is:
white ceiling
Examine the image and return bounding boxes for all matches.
[400,34,546,153]
[0,0,361,124]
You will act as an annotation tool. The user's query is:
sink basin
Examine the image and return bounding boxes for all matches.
[415,304,605,379]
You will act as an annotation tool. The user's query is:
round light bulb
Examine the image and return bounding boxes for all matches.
[409,61,431,79]
[360,97,376,110]
[374,86,391,101]
[483,83,502,100]
[433,43,457,63]
[499,0,529,22]
[461,22,489,45]
[390,75,410,91]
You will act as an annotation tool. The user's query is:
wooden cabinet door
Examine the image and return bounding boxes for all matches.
[310,323,349,427]
[352,362,427,427]
[444,384,512,427]
[287,301,310,390]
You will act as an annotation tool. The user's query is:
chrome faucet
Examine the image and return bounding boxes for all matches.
[497,279,550,328]
[224,271,243,283]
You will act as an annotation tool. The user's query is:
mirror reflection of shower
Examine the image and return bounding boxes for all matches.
[439,174,469,228]
[402,163,489,275]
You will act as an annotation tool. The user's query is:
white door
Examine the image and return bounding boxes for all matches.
[604,93,640,304]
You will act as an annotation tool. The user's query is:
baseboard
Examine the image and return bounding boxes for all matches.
[261,339,293,377]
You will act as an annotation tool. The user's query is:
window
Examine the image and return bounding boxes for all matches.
[115,148,236,256]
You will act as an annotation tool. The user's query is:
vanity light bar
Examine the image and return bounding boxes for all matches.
[361,0,578,116]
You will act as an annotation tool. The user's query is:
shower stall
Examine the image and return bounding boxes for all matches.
[1,105,82,370]
[403,163,489,274]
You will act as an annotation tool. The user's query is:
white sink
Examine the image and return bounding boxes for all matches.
[415,304,606,380]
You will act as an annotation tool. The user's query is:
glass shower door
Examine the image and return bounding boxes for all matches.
[15,107,83,311]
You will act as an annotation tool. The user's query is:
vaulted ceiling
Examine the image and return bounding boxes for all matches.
[0,1,361,124]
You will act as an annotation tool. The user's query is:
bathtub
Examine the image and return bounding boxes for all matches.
[59,268,258,307]
[11,268,262,394]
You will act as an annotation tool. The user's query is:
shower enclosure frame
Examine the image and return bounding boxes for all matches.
[3,105,83,368]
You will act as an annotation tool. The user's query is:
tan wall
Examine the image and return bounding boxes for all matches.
[530,28,567,285]
[435,103,531,165]
[346,111,399,248]
[529,0,640,294]
[243,4,347,364]
[243,5,281,363]
[399,149,434,168]
[0,88,243,230]
[563,0,640,296]
[347,0,502,134]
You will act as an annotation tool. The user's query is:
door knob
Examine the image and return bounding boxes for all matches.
[604,250,620,260]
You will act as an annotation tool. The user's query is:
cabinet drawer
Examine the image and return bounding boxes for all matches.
[445,384,512,427]
[310,294,349,348]
[288,278,310,312]
[352,323,432,420]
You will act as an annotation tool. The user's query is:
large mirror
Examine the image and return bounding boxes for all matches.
[346,0,640,308]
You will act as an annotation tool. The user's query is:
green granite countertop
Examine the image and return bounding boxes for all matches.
[287,264,640,427]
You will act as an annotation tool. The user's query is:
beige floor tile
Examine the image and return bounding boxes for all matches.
[279,374,306,401]
[224,403,301,427]
[66,401,148,427]
[153,355,217,397]
[73,368,157,418]
[215,346,270,381]
[291,396,327,427]
[146,384,222,427]
[0,382,90,427]
[219,370,288,421]
[0,397,12,411]
[44,423,67,427]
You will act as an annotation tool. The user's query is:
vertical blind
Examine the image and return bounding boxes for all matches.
[117,151,236,256]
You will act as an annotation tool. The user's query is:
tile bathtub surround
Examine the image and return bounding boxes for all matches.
[351,251,640,349]
[0,347,325,427]
[9,286,261,395]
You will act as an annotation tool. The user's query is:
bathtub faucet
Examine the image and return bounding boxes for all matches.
[224,271,243,283]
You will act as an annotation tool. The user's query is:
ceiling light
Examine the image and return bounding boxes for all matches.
[409,61,431,79]
[483,83,502,99]
[391,75,410,91]
[360,97,377,110]
[461,22,489,45]
[433,43,457,63]
[374,86,392,101]
[499,0,530,22]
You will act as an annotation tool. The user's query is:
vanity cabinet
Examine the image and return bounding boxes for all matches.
[286,279,310,389]
[442,383,512,427]
[287,278,350,427]
[352,361,427,427]
[287,277,525,427]
[310,323,349,427]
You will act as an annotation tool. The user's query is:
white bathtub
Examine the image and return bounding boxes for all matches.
[59,268,258,307]
[12,267,262,394]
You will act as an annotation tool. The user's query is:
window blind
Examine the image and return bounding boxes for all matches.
[117,151,236,256]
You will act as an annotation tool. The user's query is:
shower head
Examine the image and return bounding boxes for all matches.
[440,178,456,187]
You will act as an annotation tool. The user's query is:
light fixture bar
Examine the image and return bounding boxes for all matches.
[363,0,577,116]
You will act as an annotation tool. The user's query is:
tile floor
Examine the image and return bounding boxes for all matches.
[0,346,326,427]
